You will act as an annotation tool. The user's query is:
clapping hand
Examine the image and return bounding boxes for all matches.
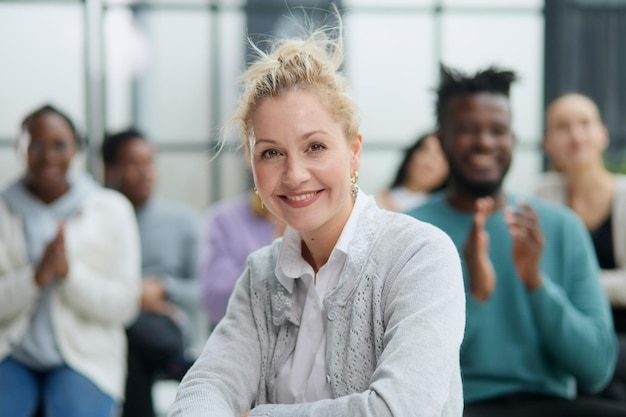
[504,200,544,291]
[34,223,69,287]
[463,197,496,302]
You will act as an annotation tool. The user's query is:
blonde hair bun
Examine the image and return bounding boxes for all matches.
[232,6,360,155]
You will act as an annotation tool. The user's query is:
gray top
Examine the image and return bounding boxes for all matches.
[169,196,466,417]
[136,197,201,338]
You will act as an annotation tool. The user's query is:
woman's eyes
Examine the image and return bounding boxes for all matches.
[309,142,327,153]
[28,140,71,155]
[258,143,326,159]
[260,149,281,159]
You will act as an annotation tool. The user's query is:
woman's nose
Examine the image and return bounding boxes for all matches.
[283,155,310,186]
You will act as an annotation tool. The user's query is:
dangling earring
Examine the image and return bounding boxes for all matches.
[253,186,265,210]
[350,171,359,199]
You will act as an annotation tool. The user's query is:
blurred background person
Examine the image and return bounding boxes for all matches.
[200,187,285,329]
[536,92,626,400]
[377,131,449,212]
[102,128,201,417]
[0,104,141,417]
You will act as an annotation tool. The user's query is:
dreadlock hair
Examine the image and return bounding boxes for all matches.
[435,64,518,130]
[231,5,360,158]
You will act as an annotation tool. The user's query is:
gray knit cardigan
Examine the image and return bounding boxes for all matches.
[169,196,465,417]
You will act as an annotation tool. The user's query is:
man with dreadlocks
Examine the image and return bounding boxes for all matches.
[408,65,626,416]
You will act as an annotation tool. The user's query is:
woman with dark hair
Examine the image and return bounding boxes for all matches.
[0,104,141,417]
[378,132,449,212]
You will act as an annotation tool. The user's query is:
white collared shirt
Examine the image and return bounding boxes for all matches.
[274,191,369,404]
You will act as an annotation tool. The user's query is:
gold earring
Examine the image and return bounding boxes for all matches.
[253,186,264,210]
[350,171,359,199]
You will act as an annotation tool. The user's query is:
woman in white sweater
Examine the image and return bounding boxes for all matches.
[0,104,141,417]
[169,11,465,417]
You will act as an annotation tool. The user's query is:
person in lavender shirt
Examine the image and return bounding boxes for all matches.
[200,189,285,328]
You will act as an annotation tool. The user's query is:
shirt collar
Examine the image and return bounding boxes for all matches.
[275,190,370,293]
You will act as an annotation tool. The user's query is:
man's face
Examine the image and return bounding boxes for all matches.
[440,93,514,198]
[106,138,155,207]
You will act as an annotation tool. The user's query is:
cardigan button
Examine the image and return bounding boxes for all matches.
[326,375,331,384]
[328,310,337,321]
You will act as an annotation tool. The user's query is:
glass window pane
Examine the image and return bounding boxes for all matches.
[104,7,148,131]
[346,13,437,144]
[135,10,211,143]
[105,0,211,5]
[344,0,435,7]
[216,10,246,133]
[156,152,211,210]
[441,13,544,144]
[442,0,542,8]
[0,4,85,139]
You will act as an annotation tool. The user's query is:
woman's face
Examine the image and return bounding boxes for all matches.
[24,112,77,190]
[543,95,608,172]
[406,135,449,192]
[250,89,362,239]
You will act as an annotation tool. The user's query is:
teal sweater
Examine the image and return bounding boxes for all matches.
[408,192,617,403]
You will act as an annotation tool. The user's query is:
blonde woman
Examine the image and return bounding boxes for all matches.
[169,13,465,417]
